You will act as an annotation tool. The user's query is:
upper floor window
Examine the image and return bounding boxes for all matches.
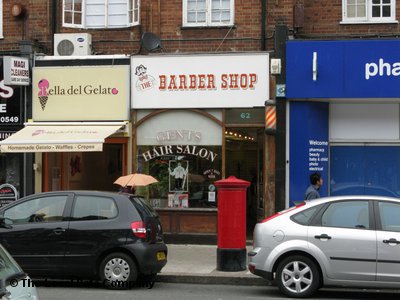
[183,0,234,27]
[63,0,140,29]
[342,0,396,23]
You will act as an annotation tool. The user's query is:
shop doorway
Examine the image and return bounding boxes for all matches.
[43,139,127,192]
[225,127,264,237]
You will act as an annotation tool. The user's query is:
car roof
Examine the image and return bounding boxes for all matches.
[304,195,400,205]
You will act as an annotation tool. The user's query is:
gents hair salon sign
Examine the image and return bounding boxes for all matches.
[131,53,269,109]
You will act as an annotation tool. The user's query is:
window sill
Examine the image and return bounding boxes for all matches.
[180,25,236,30]
[340,20,398,25]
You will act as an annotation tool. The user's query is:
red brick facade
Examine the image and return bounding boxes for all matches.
[2,1,400,55]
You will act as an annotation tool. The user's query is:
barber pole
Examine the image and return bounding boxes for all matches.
[265,101,276,134]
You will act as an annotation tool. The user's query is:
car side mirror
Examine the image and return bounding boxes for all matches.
[0,217,13,229]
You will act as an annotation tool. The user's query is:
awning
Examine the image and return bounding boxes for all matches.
[0,122,127,153]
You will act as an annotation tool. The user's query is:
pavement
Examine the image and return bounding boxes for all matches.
[156,244,270,286]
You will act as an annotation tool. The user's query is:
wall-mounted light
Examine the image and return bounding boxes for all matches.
[11,4,26,18]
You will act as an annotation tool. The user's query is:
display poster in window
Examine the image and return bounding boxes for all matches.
[168,160,189,192]
[168,192,189,208]
[0,62,22,126]
[208,191,216,202]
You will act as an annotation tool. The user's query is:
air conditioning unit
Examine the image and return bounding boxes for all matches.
[54,33,92,56]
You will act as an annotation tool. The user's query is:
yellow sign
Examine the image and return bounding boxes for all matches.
[32,66,130,121]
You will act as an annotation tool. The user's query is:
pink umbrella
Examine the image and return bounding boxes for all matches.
[114,173,158,187]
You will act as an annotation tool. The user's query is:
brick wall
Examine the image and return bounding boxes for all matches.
[1,0,269,55]
[2,1,400,55]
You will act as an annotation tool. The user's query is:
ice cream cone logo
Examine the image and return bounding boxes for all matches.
[38,79,50,111]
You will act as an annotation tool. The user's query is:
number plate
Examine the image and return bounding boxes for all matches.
[156,252,166,261]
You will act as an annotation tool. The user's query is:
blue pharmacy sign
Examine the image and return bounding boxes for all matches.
[286,39,400,98]
[289,102,329,205]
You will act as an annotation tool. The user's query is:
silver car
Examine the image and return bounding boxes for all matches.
[248,195,400,298]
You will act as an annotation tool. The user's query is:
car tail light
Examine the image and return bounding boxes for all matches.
[260,202,306,223]
[131,221,147,239]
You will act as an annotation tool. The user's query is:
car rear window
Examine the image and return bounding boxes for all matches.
[291,205,320,225]
[129,196,158,219]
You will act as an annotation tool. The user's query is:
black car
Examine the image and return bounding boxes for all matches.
[0,190,167,288]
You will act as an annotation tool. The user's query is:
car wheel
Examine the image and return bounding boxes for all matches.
[276,255,320,298]
[100,252,138,289]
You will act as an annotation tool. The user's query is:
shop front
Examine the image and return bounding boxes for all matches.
[286,40,400,205]
[0,57,25,203]
[131,53,269,242]
[0,57,131,193]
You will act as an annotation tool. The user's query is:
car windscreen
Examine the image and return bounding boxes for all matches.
[129,196,158,219]
[0,245,24,283]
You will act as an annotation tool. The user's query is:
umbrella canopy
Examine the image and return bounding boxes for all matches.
[114,173,158,187]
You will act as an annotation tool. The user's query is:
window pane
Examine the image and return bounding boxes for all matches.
[212,0,221,9]
[86,16,105,27]
[86,4,105,14]
[109,15,126,26]
[73,12,82,24]
[372,6,380,17]
[222,0,230,9]
[187,12,197,22]
[72,196,118,220]
[382,5,391,16]
[321,201,369,229]
[221,11,230,21]
[212,11,221,21]
[372,0,380,4]
[197,12,206,22]
[65,0,73,11]
[291,206,320,225]
[4,196,67,223]
[383,0,391,3]
[347,6,356,17]
[357,5,366,17]
[75,0,83,11]
[108,4,126,14]
[379,201,400,232]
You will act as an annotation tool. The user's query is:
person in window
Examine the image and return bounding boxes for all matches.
[169,162,188,190]
[304,172,323,200]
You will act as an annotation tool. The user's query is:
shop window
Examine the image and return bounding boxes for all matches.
[63,0,140,29]
[183,0,234,27]
[136,110,223,209]
[137,145,222,208]
[0,154,21,200]
[342,0,396,24]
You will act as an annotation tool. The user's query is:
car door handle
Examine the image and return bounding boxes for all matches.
[314,234,332,240]
[53,228,66,235]
[383,238,400,245]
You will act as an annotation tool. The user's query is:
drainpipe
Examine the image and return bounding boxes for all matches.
[52,0,57,52]
[261,0,266,51]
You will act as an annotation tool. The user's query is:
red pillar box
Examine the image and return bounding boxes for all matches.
[215,176,250,271]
